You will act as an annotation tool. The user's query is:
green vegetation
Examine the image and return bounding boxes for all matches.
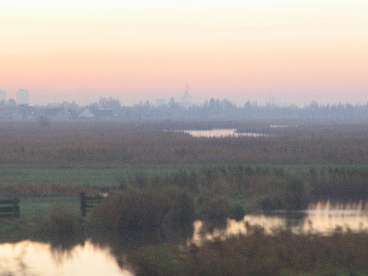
[119,165,368,214]
[0,197,80,242]
[2,121,368,275]
[89,188,195,240]
[2,165,368,222]
[3,164,368,243]
[0,168,122,195]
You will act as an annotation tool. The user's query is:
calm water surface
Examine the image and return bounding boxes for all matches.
[179,128,268,138]
[2,201,368,275]
[191,201,368,245]
[0,241,133,276]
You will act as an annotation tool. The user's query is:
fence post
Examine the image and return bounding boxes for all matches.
[80,192,86,217]
[14,199,20,218]
[0,198,20,218]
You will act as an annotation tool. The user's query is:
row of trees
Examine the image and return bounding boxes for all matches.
[4,96,368,121]
[77,98,368,121]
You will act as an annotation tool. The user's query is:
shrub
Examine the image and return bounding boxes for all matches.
[228,202,246,220]
[199,196,232,222]
[89,188,196,238]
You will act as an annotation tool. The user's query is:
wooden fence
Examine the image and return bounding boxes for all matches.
[0,195,106,218]
[80,192,105,217]
[0,199,20,218]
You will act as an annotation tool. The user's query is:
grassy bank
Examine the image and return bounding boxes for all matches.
[2,164,368,214]
[2,164,368,192]
[0,197,79,241]
[3,163,368,243]
[0,168,122,188]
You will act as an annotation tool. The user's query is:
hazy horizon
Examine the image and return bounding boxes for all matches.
[2,90,368,107]
[1,0,368,104]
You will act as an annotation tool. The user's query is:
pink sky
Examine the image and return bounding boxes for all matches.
[1,1,368,104]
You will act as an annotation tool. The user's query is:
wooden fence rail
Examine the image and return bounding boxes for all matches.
[0,199,20,218]
[80,193,105,217]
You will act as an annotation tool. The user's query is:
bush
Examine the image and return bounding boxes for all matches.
[199,197,232,222]
[259,178,310,211]
[228,202,246,220]
[89,188,196,238]
[164,191,196,230]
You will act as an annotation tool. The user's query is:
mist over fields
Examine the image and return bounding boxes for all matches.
[2,96,368,122]
[2,1,368,275]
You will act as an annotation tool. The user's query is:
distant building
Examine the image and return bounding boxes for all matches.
[78,108,95,119]
[180,83,192,107]
[43,106,72,121]
[155,98,169,106]
[0,90,6,102]
[16,89,30,105]
[15,104,34,121]
[93,107,115,119]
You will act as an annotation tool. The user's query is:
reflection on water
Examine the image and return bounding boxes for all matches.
[0,241,133,276]
[3,201,368,275]
[300,201,368,233]
[191,201,368,245]
[180,128,268,138]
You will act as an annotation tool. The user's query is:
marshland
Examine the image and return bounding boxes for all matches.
[3,0,368,274]
[2,120,368,275]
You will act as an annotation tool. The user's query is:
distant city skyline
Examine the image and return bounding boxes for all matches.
[1,86,368,106]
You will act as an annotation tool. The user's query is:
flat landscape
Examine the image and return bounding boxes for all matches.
[2,120,368,276]
[2,121,368,166]
[3,1,368,274]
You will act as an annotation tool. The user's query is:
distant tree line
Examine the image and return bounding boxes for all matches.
[3,97,368,121]
[92,98,368,122]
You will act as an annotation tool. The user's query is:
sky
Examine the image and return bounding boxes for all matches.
[1,0,368,105]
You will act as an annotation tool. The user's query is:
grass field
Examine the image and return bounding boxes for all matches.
[1,164,368,195]
[0,168,122,187]
[2,163,368,241]
[1,163,368,215]
[1,164,368,185]
[0,196,80,241]
[19,196,80,217]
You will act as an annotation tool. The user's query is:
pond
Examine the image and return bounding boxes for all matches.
[1,201,368,275]
[175,128,268,138]
[191,200,368,245]
[0,240,133,276]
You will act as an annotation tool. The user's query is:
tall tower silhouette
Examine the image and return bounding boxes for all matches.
[182,83,191,106]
